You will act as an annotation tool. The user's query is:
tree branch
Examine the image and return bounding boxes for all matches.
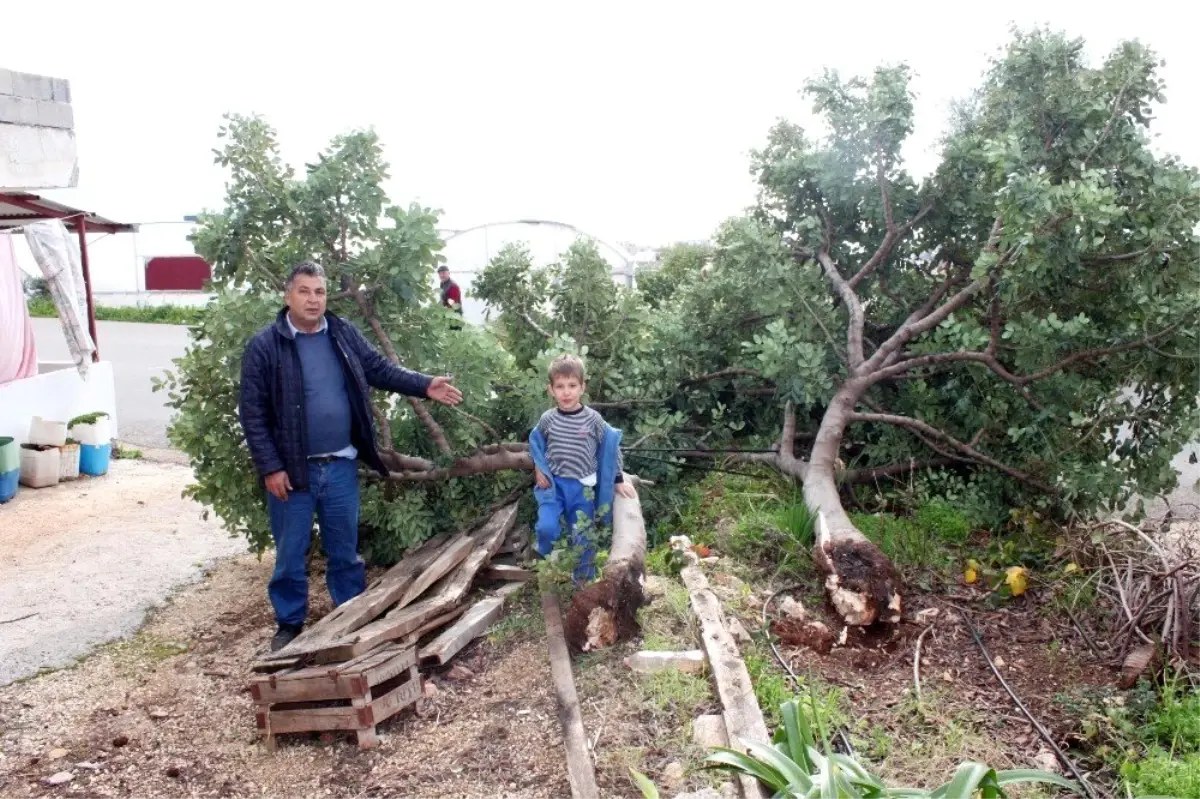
[864,217,1005,372]
[849,411,1056,494]
[816,249,866,370]
[1012,320,1186,385]
[778,402,807,479]
[384,446,533,482]
[848,194,934,291]
[520,310,554,341]
[726,403,809,480]
[678,367,762,389]
[351,288,454,455]
[840,457,956,485]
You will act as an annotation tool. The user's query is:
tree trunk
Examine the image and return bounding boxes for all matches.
[564,487,649,652]
[804,379,903,626]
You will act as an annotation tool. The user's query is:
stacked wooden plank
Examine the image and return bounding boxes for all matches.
[249,503,530,748]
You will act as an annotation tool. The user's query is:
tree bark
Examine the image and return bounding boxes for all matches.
[564,486,649,652]
[803,379,903,626]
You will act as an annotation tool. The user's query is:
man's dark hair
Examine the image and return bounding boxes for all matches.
[285,261,326,291]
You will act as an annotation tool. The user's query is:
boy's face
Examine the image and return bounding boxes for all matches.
[549,374,585,411]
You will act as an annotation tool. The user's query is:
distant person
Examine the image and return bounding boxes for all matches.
[238,261,463,652]
[438,265,463,315]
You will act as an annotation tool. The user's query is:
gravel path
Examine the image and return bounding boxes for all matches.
[0,459,247,685]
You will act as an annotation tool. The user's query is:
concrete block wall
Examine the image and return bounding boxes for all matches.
[0,68,78,190]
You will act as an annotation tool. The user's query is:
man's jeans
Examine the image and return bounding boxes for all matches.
[266,458,366,629]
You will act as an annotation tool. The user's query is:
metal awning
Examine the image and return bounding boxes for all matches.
[0,192,136,234]
[0,192,135,361]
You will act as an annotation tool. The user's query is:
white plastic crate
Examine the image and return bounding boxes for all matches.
[28,417,68,447]
[20,445,61,488]
[58,443,81,481]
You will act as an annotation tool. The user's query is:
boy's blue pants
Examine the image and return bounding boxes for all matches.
[534,477,597,581]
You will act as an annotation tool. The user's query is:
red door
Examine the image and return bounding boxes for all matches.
[144,256,212,290]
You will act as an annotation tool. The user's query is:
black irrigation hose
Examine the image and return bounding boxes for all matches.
[954,605,1099,799]
[622,447,781,454]
[624,453,766,478]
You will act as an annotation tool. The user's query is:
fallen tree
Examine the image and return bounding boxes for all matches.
[164,28,1198,636]
[638,30,1198,624]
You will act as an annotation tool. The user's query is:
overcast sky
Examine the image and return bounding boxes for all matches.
[8,0,1199,250]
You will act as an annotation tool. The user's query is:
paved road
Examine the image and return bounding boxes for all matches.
[32,318,189,449]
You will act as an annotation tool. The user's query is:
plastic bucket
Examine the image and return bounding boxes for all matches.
[80,442,112,477]
[0,437,17,503]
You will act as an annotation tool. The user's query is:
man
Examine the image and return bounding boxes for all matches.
[239,262,463,652]
[438,265,463,315]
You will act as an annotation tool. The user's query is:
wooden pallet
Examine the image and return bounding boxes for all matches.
[250,642,422,750]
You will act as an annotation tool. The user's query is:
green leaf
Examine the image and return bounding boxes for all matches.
[629,768,660,799]
[993,768,1085,796]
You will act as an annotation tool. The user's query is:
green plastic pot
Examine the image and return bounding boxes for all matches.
[0,437,18,474]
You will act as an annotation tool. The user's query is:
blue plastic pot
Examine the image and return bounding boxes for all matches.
[0,437,17,503]
[79,442,112,477]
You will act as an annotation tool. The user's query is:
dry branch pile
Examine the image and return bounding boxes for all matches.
[248,503,530,748]
[1075,518,1199,687]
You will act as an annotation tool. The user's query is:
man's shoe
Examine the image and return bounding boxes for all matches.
[270,625,302,652]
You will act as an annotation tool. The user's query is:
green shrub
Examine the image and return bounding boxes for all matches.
[914,500,971,544]
[26,298,204,326]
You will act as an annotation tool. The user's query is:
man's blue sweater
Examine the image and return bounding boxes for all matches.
[295,331,352,456]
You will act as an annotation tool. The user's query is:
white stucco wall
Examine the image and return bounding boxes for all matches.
[0,361,118,443]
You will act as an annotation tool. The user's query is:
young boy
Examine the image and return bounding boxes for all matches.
[529,354,636,581]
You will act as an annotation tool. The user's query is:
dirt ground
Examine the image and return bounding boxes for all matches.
[0,466,1154,798]
[0,458,247,685]
[0,554,573,798]
[706,561,1118,793]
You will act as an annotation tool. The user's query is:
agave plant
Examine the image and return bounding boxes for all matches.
[705,699,1084,799]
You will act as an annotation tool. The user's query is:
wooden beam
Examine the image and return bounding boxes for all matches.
[542,591,600,799]
[681,564,769,799]
[480,564,534,582]
[313,504,517,662]
[397,532,477,607]
[257,532,454,665]
[419,595,505,665]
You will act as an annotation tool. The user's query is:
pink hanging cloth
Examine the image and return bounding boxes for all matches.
[0,232,38,384]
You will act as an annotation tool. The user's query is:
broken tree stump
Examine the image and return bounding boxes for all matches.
[542,590,600,799]
[564,483,649,652]
[681,562,769,799]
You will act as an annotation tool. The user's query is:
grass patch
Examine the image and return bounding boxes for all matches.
[103,632,188,677]
[113,443,143,460]
[860,687,1014,789]
[486,589,541,645]
[27,297,204,326]
[743,645,843,732]
[638,580,698,652]
[653,471,819,584]
[849,511,959,584]
[638,669,713,717]
[1056,671,1200,796]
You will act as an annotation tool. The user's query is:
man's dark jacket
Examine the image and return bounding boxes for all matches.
[238,308,432,491]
